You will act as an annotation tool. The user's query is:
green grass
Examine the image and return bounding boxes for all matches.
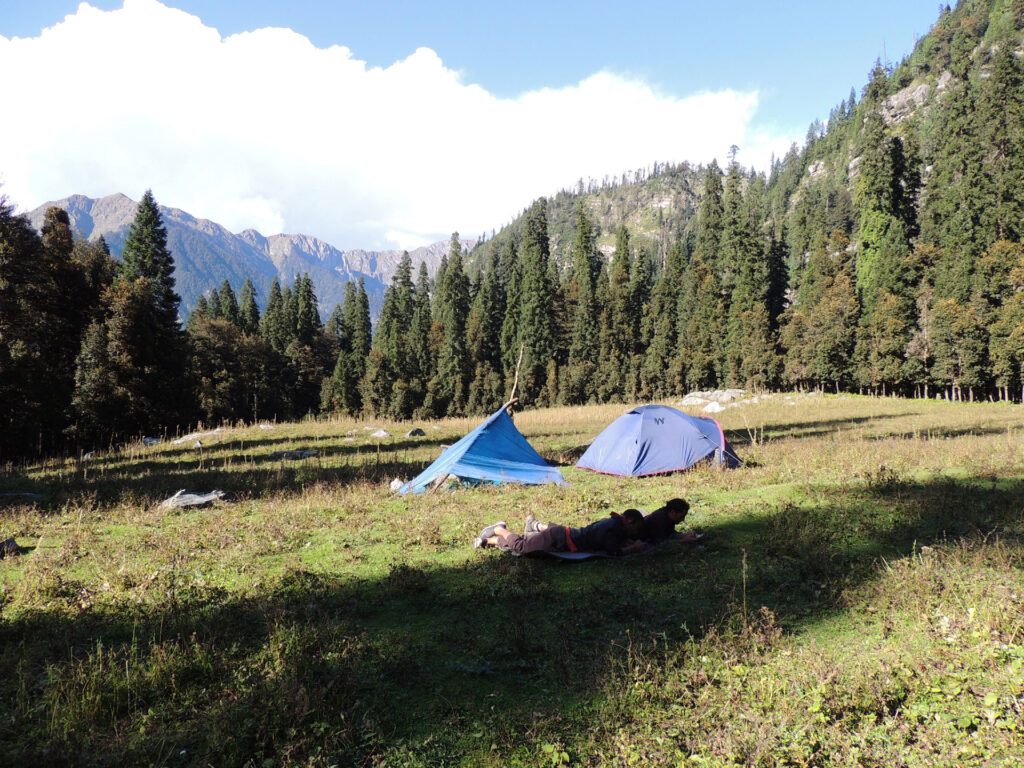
[1,394,1023,766]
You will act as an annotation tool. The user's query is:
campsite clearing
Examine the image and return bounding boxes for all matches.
[1,395,1023,766]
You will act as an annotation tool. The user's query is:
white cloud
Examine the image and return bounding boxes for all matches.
[0,0,799,250]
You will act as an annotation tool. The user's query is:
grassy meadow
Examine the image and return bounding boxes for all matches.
[1,393,1023,767]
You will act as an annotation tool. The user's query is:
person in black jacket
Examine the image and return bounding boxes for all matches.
[474,509,646,556]
[639,498,700,544]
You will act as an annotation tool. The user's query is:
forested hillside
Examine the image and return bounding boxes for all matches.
[467,0,1024,404]
[2,0,1023,461]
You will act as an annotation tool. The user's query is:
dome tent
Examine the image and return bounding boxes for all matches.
[575,404,738,476]
[398,407,566,494]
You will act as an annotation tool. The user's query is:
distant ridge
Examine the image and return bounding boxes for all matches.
[27,193,476,319]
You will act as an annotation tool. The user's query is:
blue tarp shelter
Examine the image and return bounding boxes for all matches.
[399,407,566,494]
[575,404,738,476]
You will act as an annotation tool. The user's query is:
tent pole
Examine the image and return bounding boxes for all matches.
[505,343,526,415]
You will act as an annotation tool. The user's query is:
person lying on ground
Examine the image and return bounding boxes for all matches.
[473,509,647,556]
[640,497,702,544]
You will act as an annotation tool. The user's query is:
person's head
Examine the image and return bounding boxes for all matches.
[664,498,690,524]
[621,508,644,536]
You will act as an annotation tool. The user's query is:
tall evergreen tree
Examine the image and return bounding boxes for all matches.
[186,295,212,331]
[919,52,984,302]
[976,45,1024,243]
[499,236,523,386]
[323,280,371,415]
[718,149,748,305]
[118,189,179,321]
[409,262,435,402]
[694,161,725,271]
[564,202,601,403]
[0,198,63,458]
[425,234,471,415]
[678,255,725,391]
[260,277,289,353]
[597,225,633,400]
[238,278,260,335]
[72,190,188,442]
[640,241,685,398]
[40,207,92,441]
[294,273,321,346]
[217,279,239,327]
[465,253,506,413]
[627,243,653,397]
[280,281,298,348]
[362,252,420,418]
[513,201,555,404]
[724,171,777,388]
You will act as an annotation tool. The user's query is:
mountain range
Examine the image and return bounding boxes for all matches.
[26,193,476,319]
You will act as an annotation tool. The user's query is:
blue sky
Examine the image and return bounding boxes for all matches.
[1,1,943,250]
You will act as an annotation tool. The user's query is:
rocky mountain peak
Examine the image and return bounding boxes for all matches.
[27,193,470,320]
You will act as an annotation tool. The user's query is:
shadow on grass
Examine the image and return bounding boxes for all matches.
[1,440,455,512]
[2,472,1022,766]
[724,413,911,447]
[147,431,453,461]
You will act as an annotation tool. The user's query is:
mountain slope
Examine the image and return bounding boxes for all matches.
[27,194,475,319]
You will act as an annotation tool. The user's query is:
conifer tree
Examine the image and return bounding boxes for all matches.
[362,252,419,418]
[597,225,633,400]
[990,290,1024,401]
[678,255,725,391]
[977,45,1024,243]
[72,190,189,441]
[188,317,250,424]
[238,278,260,335]
[260,277,288,353]
[718,150,747,305]
[855,291,912,395]
[409,263,434,401]
[284,274,325,417]
[684,161,729,384]
[69,320,117,445]
[324,302,345,342]
[0,198,63,458]
[294,273,321,346]
[217,279,239,327]
[694,161,724,270]
[280,282,298,347]
[323,280,371,415]
[186,295,211,331]
[640,241,685,398]
[930,298,987,401]
[564,202,601,403]
[972,241,1023,400]
[465,253,506,413]
[516,201,555,404]
[724,171,777,388]
[40,207,92,441]
[499,236,523,386]
[627,244,653,397]
[905,285,937,398]
[919,55,984,302]
[73,236,116,322]
[118,190,179,322]
[73,277,181,440]
[765,227,789,335]
[806,270,859,391]
[851,85,918,392]
[425,234,470,415]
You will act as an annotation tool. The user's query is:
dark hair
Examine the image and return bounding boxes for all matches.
[621,508,644,525]
[665,498,690,515]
